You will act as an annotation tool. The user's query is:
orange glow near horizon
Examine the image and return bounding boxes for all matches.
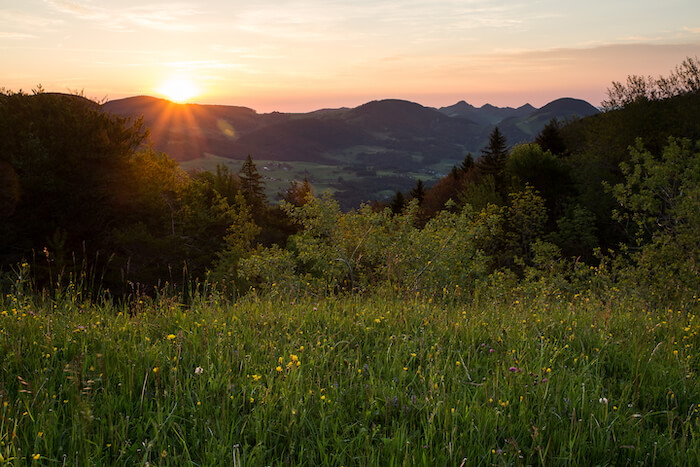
[156,77,201,104]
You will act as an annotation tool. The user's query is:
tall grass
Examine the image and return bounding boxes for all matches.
[1,287,698,465]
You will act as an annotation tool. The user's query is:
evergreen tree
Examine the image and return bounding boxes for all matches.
[409,179,426,205]
[238,154,266,209]
[460,153,475,172]
[477,127,509,192]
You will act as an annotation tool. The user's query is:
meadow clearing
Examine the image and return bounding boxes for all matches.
[1,285,698,465]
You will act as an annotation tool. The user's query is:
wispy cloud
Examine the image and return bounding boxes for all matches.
[0,32,37,40]
[43,0,201,32]
[227,0,530,43]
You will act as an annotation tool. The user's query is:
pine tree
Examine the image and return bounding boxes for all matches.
[477,127,508,192]
[409,179,426,205]
[460,153,475,172]
[238,154,266,208]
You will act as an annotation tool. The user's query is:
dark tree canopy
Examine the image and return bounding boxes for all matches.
[389,190,406,215]
[535,119,568,157]
[0,90,148,265]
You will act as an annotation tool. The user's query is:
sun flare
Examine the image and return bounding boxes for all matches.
[157,77,200,103]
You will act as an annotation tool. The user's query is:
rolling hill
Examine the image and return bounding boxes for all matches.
[102,96,599,208]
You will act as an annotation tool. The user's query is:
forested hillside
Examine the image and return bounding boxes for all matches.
[1,58,698,302]
[102,96,598,208]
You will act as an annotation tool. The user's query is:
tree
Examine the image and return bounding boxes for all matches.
[0,89,148,270]
[389,191,406,215]
[460,153,475,172]
[477,127,509,192]
[535,119,568,157]
[505,143,573,218]
[281,177,313,206]
[238,154,266,209]
[409,179,426,205]
[601,56,700,111]
[609,137,700,300]
[213,164,241,205]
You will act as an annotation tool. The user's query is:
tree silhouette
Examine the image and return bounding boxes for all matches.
[238,154,266,209]
[409,179,426,205]
[535,119,568,157]
[477,127,509,192]
[389,190,406,214]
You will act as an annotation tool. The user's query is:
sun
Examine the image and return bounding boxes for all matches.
[157,77,200,103]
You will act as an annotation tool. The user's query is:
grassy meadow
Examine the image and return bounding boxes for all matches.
[1,285,698,465]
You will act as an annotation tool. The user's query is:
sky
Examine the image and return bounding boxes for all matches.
[2,0,700,112]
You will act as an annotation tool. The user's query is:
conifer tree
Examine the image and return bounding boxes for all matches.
[460,153,475,172]
[477,127,509,192]
[238,154,266,209]
[409,179,426,205]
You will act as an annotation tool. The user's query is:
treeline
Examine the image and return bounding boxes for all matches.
[1,58,698,303]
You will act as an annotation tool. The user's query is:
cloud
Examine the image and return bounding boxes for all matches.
[42,0,201,32]
[0,32,37,40]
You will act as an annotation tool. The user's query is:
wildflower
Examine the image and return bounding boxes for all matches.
[252,374,261,382]
[599,397,608,404]
[32,454,40,461]
[508,367,517,372]
[194,367,204,375]
[153,367,159,373]
[276,366,283,372]
[167,334,176,341]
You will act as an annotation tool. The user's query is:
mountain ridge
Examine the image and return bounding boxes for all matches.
[102,95,599,207]
[102,95,598,162]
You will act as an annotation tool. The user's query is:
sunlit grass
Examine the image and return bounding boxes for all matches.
[1,290,698,465]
